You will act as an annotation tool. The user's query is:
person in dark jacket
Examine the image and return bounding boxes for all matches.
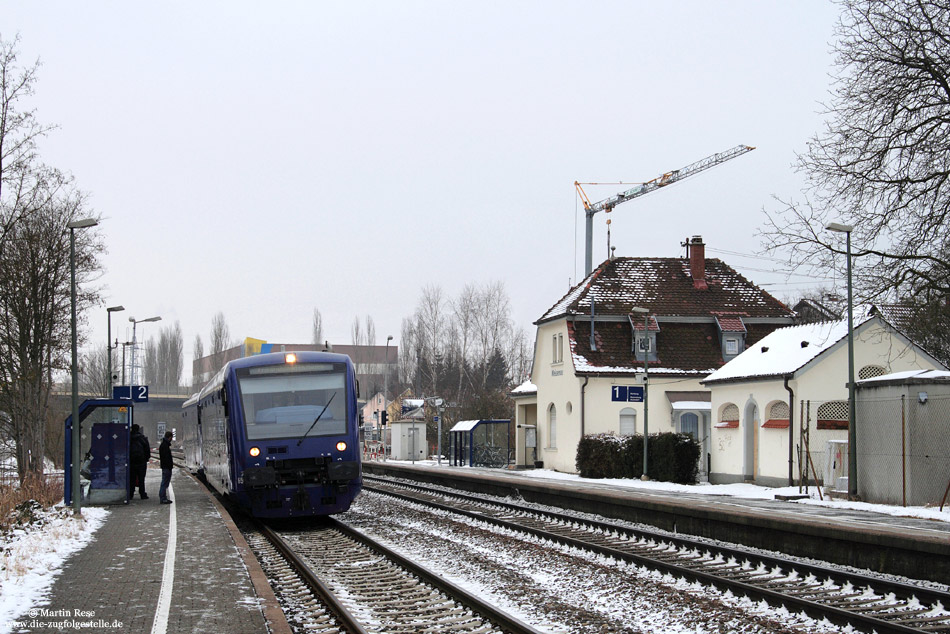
[129,424,150,499]
[158,431,174,504]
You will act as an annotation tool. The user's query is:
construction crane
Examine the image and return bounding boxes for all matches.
[575,144,755,276]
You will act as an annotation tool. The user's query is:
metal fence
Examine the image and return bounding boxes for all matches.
[856,393,950,507]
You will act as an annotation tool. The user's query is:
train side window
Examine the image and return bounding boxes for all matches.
[221,388,229,417]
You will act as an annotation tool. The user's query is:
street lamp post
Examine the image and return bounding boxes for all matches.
[826,222,857,500]
[632,306,650,480]
[128,315,161,385]
[106,306,125,396]
[68,217,98,514]
[384,335,393,458]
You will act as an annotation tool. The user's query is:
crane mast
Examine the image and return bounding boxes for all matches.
[576,144,755,276]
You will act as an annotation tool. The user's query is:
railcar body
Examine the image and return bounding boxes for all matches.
[181,351,362,517]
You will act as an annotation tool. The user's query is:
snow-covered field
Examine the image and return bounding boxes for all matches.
[0,505,108,634]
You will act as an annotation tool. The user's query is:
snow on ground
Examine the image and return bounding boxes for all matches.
[0,505,108,633]
[387,459,950,524]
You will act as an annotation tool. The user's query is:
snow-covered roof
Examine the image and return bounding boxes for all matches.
[537,257,794,324]
[704,315,875,384]
[449,420,481,432]
[859,369,950,385]
[671,400,712,411]
[510,380,537,395]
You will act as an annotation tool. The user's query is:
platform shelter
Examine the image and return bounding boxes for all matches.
[64,399,134,505]
[448,419,511,468]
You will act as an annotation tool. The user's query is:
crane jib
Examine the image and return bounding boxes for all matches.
[578,144,755,276]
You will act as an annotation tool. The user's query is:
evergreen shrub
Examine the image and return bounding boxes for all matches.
[576,432,700,484]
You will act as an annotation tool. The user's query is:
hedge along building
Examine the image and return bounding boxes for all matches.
[519,236,795,476]
[701,310,945,487]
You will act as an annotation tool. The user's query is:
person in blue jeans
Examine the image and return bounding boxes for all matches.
[158,431,174,504]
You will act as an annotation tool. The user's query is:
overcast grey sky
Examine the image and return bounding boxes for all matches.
[4,1,842,382]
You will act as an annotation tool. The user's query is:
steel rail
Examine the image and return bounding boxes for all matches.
[257,521,372,634]
[364,477,950,634]
[330,517,545,634]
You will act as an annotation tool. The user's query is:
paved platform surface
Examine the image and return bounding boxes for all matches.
[22,467,280,634]
[371,460,950,536]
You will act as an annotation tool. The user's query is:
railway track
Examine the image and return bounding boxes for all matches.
[363,475,950,634]
[244,517,544,634]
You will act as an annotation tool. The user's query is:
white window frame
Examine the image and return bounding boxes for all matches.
[619,407,636,436]
[637,335,652,353]
[547,404,557,449]
[725,338,739,356]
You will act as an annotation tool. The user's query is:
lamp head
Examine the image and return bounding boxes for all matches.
[825,222,854,233]
[107,305,125,312]
[67,218,98,229]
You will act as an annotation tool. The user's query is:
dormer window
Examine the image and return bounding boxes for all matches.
[715,313,747,362]
[628,314,658,363]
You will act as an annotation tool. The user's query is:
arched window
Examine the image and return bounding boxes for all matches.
[679,412,699,438]
[817,400,849,430]
[619,408,636,436]
[717,403,739,428]
[859,365,886,380]
[763,401,790,429]
[547,404,557,448]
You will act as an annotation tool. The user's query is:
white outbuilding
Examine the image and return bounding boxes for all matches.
[702,310,946,487]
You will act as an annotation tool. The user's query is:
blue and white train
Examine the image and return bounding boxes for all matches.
[181,351,362,517]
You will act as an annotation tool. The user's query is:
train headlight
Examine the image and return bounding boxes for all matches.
[336,441,347,452]
[285,353,297,364]
[249,446,261,457]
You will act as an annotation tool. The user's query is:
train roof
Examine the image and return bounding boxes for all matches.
[190,351,354,404]
[225,350,352,369]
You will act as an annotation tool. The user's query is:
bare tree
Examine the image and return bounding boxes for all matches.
[311,308,323,345]
[144,321,184,392]
[0,180,101,481]
[209,312,232,372]
[398,317,416,388]
[364,315,376,348]
[163,321,184,391]
[763,0,950,305]
[0,35,103,482]
[0,35,56,249]
[80,346,110,397]
[192,333,204,389]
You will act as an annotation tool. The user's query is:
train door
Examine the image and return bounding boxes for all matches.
[195,403,204,470]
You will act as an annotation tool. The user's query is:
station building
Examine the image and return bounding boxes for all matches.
[513,236,795,478]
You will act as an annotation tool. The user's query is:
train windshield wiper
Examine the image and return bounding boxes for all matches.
[296,392,336,447]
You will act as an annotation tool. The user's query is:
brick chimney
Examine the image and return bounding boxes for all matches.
[689,235,707,290]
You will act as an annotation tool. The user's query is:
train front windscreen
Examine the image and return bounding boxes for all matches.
[238,362,347,441]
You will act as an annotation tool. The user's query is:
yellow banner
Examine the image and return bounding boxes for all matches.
[244,337,267,356]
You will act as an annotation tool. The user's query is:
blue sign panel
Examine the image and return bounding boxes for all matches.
[611,385,643,403]
[113,385,150,402]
